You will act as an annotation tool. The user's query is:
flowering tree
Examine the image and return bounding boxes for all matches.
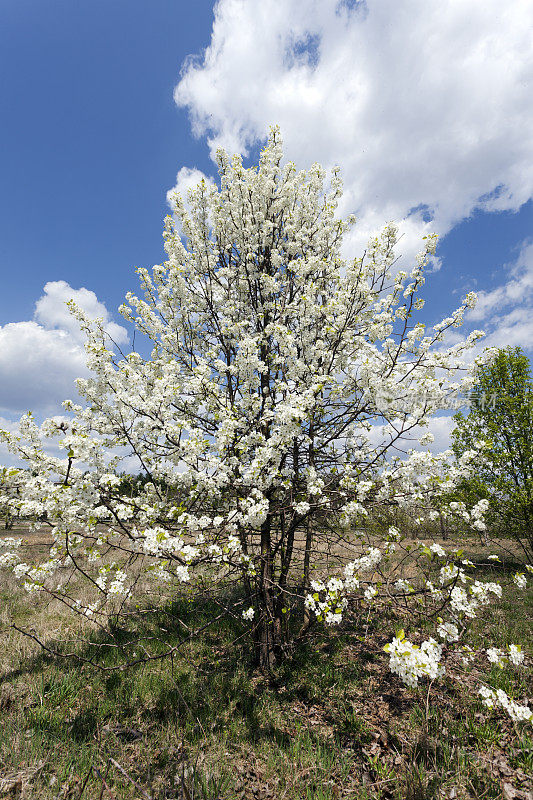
[0,130,530,720]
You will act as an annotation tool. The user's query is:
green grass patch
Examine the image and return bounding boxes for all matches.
[0,541,531,798]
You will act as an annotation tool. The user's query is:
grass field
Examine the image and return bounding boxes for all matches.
[0,527,531,800]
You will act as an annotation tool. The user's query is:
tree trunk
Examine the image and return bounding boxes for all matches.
[299,517,314,635]
[300,421,315,633]
[255,512,279,671]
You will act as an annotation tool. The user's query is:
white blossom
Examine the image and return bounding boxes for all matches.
[364,585,377,602]
[513,573,527,589]
[486,647,505,667]
[508,644,525,666]
[478,686,532,724]
[437,622,459,642]
[385,633,444,688]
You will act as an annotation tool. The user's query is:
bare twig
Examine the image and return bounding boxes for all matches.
[77,764,93,800]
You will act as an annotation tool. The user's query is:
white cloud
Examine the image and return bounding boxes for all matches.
[466,241,533,350]
[174,0,533,264]
[0,322,87,415]
[484,307,533,350]
[425,415,455,453]
[468,241,533,320]
[0,282,128,417]
[35,280,128,346]
[0,415,23,469]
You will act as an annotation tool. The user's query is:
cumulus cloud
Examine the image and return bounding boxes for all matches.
[0,282,128,416]
[0,322,87,415]
[35,280,128,346]
[174,0,533,264]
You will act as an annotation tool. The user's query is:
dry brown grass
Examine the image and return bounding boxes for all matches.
[0,523,531,799]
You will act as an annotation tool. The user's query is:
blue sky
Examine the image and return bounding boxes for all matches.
[1,0,532,452]
[1,0,214,325]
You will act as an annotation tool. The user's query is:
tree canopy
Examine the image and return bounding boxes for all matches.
[452,346,533,560]
[0,130,529,710]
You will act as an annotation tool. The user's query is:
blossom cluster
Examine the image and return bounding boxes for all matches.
[486,644,525,668]
[304,546,383,622]
[385,632,444,688]
[478,686,532,723]
[436,621,460,642]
